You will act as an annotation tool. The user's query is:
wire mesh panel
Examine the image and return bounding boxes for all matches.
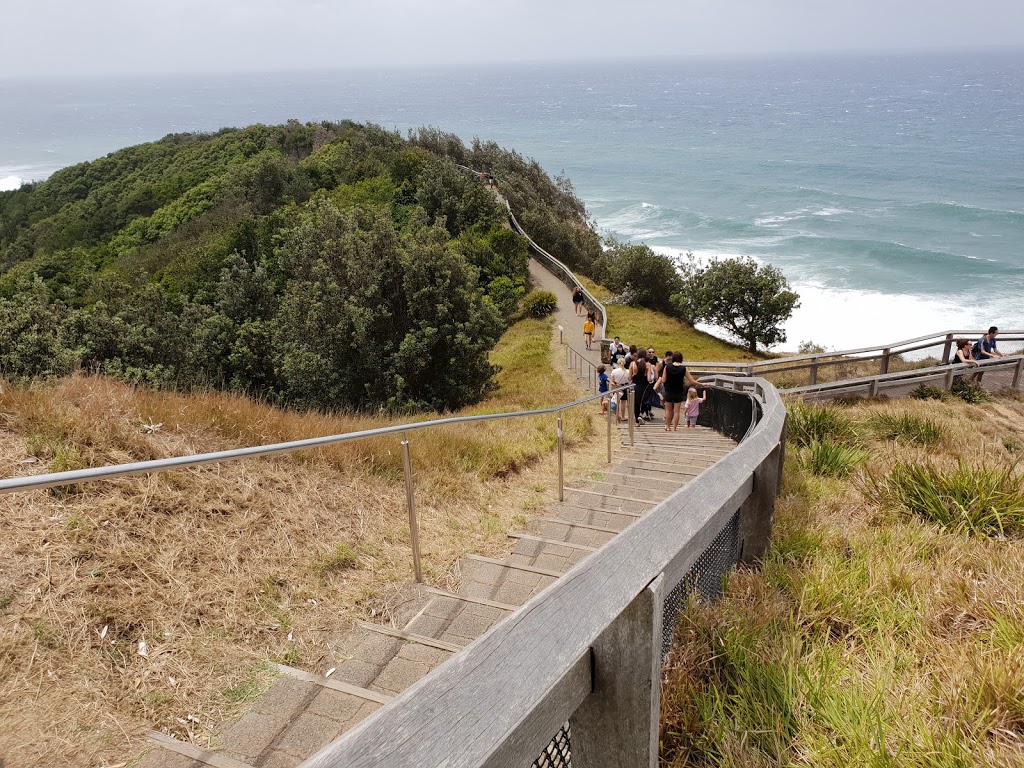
[532,723,572,768]
[660,510,742,659]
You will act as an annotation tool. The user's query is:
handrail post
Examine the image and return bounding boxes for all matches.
[602,391,610,462]
[627,387,635,446]
[944,366,955,390]
[401,439,423,583]
[1014,358,1023,390]
[571,578,661,768]
[942,333,954,364]
[868,378,879,398]
[557,416,565,502]
[738,418,786,564]
[880,348,891,375]
[808,356,819,386]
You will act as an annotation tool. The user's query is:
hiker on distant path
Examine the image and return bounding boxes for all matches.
[610,360,630,422]
[630,353,651,425]
[973,326,1003,361]
[583,316,595,350]
[684,387,708,429]
[657,352,701,431]
[572,287,585,316]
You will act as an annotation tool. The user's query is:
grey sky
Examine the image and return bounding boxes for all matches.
[4,0,1024,78]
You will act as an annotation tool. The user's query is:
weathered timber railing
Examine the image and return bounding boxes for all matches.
[301,376,786,768]
[687,329,1024,389]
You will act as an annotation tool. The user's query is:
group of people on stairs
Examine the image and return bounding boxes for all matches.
[598,341,709,432]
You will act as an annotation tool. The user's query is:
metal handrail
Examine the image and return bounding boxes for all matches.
[452,162,608,341]
[0,389,631,495]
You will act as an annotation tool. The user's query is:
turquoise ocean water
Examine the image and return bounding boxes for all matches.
[2,51,1022,350]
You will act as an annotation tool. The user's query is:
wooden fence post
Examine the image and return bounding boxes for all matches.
[880,348,891,375]
[738,420,786,564]
[941,334,954,364]
[571,578,662,768]
[1013,358,1023,391]
[808,357,819,385]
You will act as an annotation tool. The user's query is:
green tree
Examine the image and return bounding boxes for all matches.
[673,256,800,353]
[603,239,683,314]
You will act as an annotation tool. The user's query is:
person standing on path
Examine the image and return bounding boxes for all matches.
[630,354,651,425]
[572,287,585,316]
[657,352,700,431]
[684,387,708,428]
[610,360,630,422]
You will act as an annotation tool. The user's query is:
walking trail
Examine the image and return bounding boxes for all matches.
[137,259,731,768]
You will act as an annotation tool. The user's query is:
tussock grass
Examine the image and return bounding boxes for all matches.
[661,393,1024,767]
[798,438,868,478]
[869,460,1024,537]
[868,410,945,445]
[576,276,759,362]
[786,401,858,447]
[0,315,606,767]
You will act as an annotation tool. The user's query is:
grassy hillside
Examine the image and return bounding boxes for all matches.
[578,276,762,363]
[661,393,1024,767]
[0,315,603,768]
[0,122,604,413]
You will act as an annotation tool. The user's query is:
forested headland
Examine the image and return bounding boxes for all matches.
[0,121,603,412]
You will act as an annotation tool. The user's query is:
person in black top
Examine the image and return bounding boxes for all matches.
[656,352,700,431]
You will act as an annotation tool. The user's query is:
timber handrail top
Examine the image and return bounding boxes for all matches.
[300,378,786,768]
[688,329,1024,372]
[784,353,1023,395]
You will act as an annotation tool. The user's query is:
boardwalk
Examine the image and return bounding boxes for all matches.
[138,257,734,768]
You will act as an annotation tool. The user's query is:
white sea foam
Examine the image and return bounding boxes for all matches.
[647,245,1008,356]
[0,175,23,192]
[812,207,851,217]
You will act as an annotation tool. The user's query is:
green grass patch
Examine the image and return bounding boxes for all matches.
[313,542,360,575]
[786,401,858,447]
[868,411,945,445]
[869,460,1024,537]
[576,275,760,362]
[951,378,991,404]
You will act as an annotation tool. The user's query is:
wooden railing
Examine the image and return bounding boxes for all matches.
[301,376,786,768]
[688,329,1024,388]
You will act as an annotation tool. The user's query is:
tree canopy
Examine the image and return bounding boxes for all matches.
[672,256,800,353]
[0,121,598,412]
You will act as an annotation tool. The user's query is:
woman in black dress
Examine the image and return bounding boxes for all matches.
[629,355,650,425]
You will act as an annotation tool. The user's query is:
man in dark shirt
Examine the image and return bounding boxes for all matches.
[973,326,1003,361]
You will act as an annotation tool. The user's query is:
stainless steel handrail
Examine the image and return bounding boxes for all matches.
[453,162,608,341]
[0,388,632,494]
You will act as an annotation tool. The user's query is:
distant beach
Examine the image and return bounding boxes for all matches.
[2,50,1022,350]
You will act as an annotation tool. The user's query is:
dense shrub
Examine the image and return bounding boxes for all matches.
[522,290,558,318]
[868,460,1024,537]
[786,401,858,447]
[951,378,991,404]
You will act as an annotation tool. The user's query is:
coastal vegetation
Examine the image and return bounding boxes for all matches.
[0,121,601,412]
[0,314,604,767]
[660,393,1024,767]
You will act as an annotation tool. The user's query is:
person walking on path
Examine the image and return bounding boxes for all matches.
[630,354,651,425]
[583,316,596,350]
[657,352,700,431]
[597,365,610,413]
[610,360,630,422]
[684,387,708,429]
[572,287,585,316]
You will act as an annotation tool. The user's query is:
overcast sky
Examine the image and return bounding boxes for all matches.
[4,0,1024,79]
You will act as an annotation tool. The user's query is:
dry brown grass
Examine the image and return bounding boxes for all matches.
[660,394,1024,767]
[0,317,609,767]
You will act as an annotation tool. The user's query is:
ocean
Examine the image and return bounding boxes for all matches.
[2,50,1022,351]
